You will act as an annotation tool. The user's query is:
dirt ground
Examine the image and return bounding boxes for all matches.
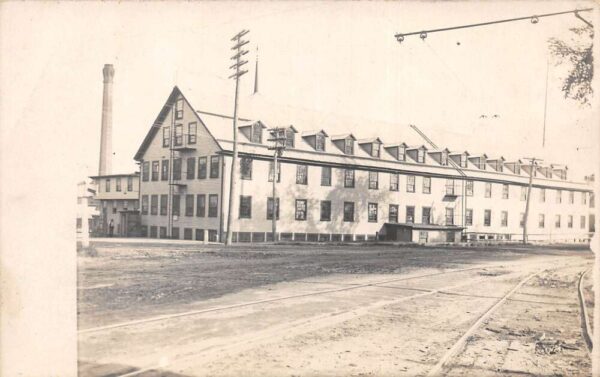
[78,242,594,376]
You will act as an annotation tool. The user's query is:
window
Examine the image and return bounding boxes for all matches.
[419,231,428,243]
[208,230,218,242]
[568,215,573,228]
[343,202,355,222]
[344,169,355,188]
[582,192,587,205]
[460,154,468,168]
[406,175,415,193]
[368,171,378,189]
[540,188,546,202]
[581,215,586,229]
[127,176,133,191]
[150,195,158,215]
[196,229,205,241]
[112,204,117,214]
[569,191,574,204]
[172,227,180,240]
[186,157,196,180]
[372,143,380,158]
[174,124,183,146]
[485,183,492,198]
[188,122,197,144]
[446,208,454,225]
[501,211,508,227]
[285,129,295,148]
[484,209,491,226]
[390,173,399,191]
[321,166,332,186]
[173,158,182,180]
[239,196,252,218]
[423,177,431,194]
[116,178,122,192]
[157,226,165,239]
[320,200,331,221]
[251,123,262,143]
[417,148,425,163]
[422,207,432,224]
[315,134,326,152]
[267,197,280,220]
[389,204,399,223]
[296,164,308,185]
[141,195,148,215]
[556,190,562,204]
[465,209,473,226]
[520,213,525,228]
[105,179,111,192]
[198,157,207,179]
[554,214,561,228]
[196,194,206,217]
[172,195,180,216]
[515,164,521,175]
[466,181,474,196]
[151,161,159,181]
[161,160,169,181]
[175,98,183,119]
[445,179,455,195]
[160,195,167,216]
[142,162,149,182]
[520,186,527,201]
[210,156,220,178]
[406,206,415,223]
[539,214,545,228]
[398,146,406,161]
[163,127,170,147]
[241,158,253,180]
[440,151,448,166]
[295,199,307,220]
[184,228,193,240]
[367,203,378,222]
[502,184,509,199]
[268,161,281,182]
[185,194,194,216]
[344,138,354,155]
[208,194,218,217]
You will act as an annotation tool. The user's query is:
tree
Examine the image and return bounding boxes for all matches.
[548,18,593,105]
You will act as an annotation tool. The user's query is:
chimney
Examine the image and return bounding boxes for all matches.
[98,64,114,175]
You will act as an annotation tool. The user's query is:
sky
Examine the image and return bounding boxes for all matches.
[1,1,598,182]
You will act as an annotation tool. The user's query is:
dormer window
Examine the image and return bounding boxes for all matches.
[399,146,406,161]
[417,148,425,163]
[441,150,449,166]
[316,134,325,151]
[515,164,521,174]
[344,138,354,155]
[372,142,380,158]
[251,123,262,143]
[460,154,467,168]
[286,129,295,148]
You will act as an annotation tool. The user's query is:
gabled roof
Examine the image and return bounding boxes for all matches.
[287,125,299,133]
[331,133,356,141]
[239,120,267,129]
[428,148,451,154]
[487,156,505,162]
[449,150,469,156]
[406,144,427,150]
[384,142,408,148]
[358,137,383,144]
[301,129,328,137]
[469,154,488,159]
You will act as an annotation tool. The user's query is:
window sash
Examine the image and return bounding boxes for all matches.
[368,203,378,222]
[141,195,149,215]
[320,201,331,221]
[160,195,167,216]
[208,195,218,217]
[406,206,415,223]
[267,198,280,220]
[502,184,509,199]
[186,158,196,180]
[368,172,378,189]
[152,161,160,181]
[501,211,508,227]
[484,210,491,226]
[390,174,399,191]
[422,207,431,224]
[163,127,170,147]
[174,124,183,146]
[185,195,194,216]
[239,196,252,218]
[406,176,415,192]
[188,122,197,144]
[142,162,149,181]
[172,195,180,216]
[268,161,281,182]
[315,135,325,151]
[241,158,253,180]
[210,156,220,178]
[198,157,207,179]
[127,177,133,191]
[295,199,307,220]
[196,194,206,217]
[321,166,331,186]
[343,202,354,222]
[296,164,308,185]
[423,177,431,194]
[150,195,158,215]
[161,160,169,181]
[344,139,353,155]
[173,158,182,180]
[485,183,492,198]
[465,209,473,226]
[344,169,355,188]
[389,205,399,223]
[116,179,121,192]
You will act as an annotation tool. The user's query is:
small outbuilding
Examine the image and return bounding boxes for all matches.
[380,223,464,243]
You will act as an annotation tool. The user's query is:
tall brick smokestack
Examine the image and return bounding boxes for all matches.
[98,64,114,175]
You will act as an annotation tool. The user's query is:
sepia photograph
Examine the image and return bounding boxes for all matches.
[1,1,599,376]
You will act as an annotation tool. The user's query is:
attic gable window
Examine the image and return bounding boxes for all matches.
[316,134,326,152]
[344,138,354,155]
[175,98,184,119]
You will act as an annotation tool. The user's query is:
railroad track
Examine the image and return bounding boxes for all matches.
[79,257,589,377]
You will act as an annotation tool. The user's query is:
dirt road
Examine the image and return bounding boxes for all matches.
[78,243,593,376]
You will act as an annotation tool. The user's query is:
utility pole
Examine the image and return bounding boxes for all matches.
[168,103,175,238]
[522,157,541,244]
[267,128,287,242]
[225,30,250,245]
